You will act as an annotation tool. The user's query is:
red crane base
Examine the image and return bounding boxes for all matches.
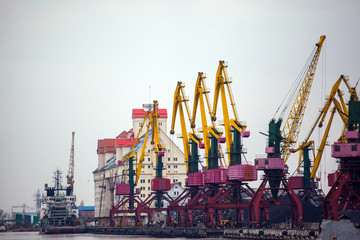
[324,172,360,220]
[249,171,303,228]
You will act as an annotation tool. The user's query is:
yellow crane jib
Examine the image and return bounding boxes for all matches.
[212,60,247,166]
[170,81,193,173]
[281,35,326,164]
[191,72,212,165]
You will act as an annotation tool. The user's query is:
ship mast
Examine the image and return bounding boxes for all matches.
[67,132,75,195]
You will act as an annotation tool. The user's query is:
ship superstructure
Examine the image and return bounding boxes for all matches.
[39,170,85,234]
[39,132,85,234]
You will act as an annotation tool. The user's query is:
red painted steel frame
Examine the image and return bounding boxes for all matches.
[171,182,256,228]
[135,190,173,226]
[110,195,144,227]
[166,187,199,227]
[324,172,360,220]
[249,172,303,228]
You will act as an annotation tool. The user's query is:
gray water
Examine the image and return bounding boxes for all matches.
[0,232,209,240]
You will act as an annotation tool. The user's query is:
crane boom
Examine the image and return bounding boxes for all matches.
[282,35,326,163]
[191,72,212,164]
[170,82,192,173]
[212,60,246,166]
[135,122,151,185]
[67,132,75,194]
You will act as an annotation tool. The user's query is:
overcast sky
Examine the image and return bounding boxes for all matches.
[1,1,359,212]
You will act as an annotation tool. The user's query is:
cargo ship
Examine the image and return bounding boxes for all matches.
[39,169,85,234]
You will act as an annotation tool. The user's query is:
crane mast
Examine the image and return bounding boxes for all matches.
[282,35,326,163]
[67,132,75,195]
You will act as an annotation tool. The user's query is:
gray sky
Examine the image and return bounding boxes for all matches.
[1,0,359,212]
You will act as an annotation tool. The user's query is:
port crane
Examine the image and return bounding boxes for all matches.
[111,100,173,227]
[203,60,256,227]
[134,100,175,226]
[110,108,152,226]
[184,72,227,227]
[290,75,358,198]
[167,81,203,226]
[322,77,360,220]
[249,35,327,228]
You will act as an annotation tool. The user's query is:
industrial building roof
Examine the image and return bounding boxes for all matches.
[116,137,138,147]
[93,130,153,173]
[97,138,116,154]
[79,206,95,211]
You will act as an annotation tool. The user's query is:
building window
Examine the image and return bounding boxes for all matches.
[174,165,178,168]
[174,157,177,161]
[140,178,145,183]
[148,149,150,153]
[148,165,150,168]
[173,178,178,183]
[168,157,170,161]
[148,179,150,183]
[148,158,151,162]
[168,165,170,168]
[148,187,150,190]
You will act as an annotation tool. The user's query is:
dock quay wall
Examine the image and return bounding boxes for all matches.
[91,226,319,239]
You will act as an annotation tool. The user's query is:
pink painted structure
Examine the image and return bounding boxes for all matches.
[151,178,171,191]
[289,176,304,189]
[265,147,275,154]
[255,158,284,170]
[187,172,206,186]
[241,130,250,138]
[115,183,131,195]
[345,131,359,139]
[327,171,341,187]
[205,169,228,184]
[228,164,257,181]
[332,142,360,158]
[218,136,226,143]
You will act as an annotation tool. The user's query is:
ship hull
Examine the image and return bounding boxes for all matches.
[39,223,86,234]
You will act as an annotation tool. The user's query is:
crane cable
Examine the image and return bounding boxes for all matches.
[273,47,317,120]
